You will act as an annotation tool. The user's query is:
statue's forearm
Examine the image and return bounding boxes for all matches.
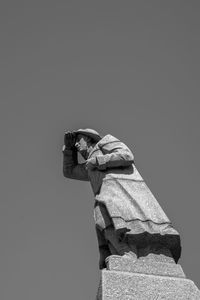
[96,150,134,170]
[63,148,89,181]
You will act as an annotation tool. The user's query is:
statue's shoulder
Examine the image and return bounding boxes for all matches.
[98,134,120,147]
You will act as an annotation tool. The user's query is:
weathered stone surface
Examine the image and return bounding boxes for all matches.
[97,270,200,300]
[106,255,185,278]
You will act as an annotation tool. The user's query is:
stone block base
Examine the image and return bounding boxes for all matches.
[97,269,200,299]
[106,255,185,278]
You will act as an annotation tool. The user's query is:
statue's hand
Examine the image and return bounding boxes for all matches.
[86,157,97,170]
[64,131,76,149]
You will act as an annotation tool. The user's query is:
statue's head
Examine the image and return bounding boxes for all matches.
[73,128,101,158]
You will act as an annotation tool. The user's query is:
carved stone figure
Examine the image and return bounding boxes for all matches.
[62,129,181,269]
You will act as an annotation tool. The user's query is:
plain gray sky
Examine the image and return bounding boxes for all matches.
[0,1,200,299]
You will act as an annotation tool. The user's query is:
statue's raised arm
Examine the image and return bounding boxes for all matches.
[63,131,89,181]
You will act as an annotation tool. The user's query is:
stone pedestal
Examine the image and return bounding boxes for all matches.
[96,256,200,299]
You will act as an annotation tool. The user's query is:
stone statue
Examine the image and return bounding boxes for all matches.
[62,128,181,269]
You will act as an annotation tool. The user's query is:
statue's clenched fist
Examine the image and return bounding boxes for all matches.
[64,131,76,149]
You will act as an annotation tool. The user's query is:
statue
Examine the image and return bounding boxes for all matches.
[62,129,181,269]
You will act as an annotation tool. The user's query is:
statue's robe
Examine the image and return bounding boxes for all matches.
[63,134,181,262]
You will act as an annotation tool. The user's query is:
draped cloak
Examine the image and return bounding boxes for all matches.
[63,134,181,262]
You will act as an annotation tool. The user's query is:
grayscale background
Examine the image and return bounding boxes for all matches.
[0,1,200,299]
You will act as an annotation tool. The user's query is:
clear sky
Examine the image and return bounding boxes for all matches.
[0,1,200,299]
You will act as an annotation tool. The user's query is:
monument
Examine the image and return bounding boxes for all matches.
[62,128,200,299]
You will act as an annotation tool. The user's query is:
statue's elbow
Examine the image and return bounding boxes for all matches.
[129,152,134,162]
[124,151,134,163]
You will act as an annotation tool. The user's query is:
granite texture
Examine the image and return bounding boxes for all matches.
[97,270,200,300]
[106,255,185,278]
